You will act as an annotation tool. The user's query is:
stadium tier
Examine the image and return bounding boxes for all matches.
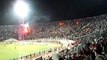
[0,15,107,60]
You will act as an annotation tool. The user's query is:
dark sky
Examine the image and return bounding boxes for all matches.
[0,0,107,25]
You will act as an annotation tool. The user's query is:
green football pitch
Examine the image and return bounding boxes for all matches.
[0,43,60,60]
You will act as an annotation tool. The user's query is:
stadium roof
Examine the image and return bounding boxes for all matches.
[0,0,107,25]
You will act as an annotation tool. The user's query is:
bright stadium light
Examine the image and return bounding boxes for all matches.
[13,0,29,19]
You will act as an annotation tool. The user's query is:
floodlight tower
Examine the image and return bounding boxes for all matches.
[13,0,30,40]
[14,0,29,19]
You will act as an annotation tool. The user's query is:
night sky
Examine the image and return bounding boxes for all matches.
[0,0,107,25]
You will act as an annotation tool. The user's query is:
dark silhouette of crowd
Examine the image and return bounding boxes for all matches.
[50,37,107,60]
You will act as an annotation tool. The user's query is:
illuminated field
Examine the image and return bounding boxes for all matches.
[0,42,60,60]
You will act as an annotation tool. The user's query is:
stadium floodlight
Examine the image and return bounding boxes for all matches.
[13,0,29,19]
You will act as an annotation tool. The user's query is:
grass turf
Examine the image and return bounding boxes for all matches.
[0,43,59,60]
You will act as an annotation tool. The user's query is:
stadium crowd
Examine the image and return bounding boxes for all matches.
[0,15,107,41]
[49,37,107,60]
[0,14,107,60]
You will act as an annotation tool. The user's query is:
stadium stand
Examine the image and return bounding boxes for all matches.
[0,14,107,60]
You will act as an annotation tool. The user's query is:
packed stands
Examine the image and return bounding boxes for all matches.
[0,14,107,60]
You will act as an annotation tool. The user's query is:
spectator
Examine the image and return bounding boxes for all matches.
[72,53,78,60]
